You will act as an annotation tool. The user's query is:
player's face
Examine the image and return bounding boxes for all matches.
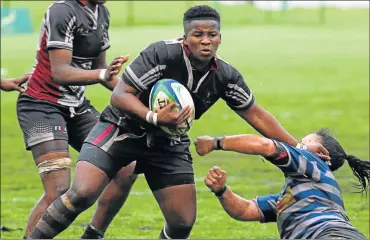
[184,20,221,62]
[301,133,322,145]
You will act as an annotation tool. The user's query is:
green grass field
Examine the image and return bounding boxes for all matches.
[1,3,369,239]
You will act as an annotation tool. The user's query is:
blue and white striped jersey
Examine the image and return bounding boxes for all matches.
[253,142,358,239]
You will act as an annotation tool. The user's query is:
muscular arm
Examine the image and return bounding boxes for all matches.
[49,49,102,86]
[236,103,298,146]
[111,80,150,120]
[217,188,262,221]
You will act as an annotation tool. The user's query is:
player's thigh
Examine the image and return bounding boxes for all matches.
[143,153,196,226]
[17,93,69,153]
[78,121,137,180]
[67,100,100,152]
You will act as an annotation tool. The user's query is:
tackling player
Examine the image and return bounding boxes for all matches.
[28,5,327,239]
[196,129,369,239]
[16,0,137,238]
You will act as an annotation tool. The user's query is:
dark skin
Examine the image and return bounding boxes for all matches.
[0,74,30,92]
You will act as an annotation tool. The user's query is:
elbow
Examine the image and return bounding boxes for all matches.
[111,88,124,109]
[51,65,67,85]
[261,138,276,156]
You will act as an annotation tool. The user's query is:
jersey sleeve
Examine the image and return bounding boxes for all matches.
[101,6,110,51]
[265,141,323,181]
[122,41,168,92]
[46,3,76,51]
[252,194,279,223]
[221,67,255,111]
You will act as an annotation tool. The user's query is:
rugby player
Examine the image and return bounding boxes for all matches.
[28,5,328,239]
[196,129,369,239]
[16,0,137,238]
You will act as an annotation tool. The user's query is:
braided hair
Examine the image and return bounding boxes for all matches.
[317,128,370,194]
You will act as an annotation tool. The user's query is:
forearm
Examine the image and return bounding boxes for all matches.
[111,91,149,120]
[251,110,297,146]
[101,76,119,91]
[221,134,275,156]
[52,65,102,86]
[218,188,260,221]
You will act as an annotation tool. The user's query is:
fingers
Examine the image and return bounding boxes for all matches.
[319,145,330,157]
[13,84,25,93]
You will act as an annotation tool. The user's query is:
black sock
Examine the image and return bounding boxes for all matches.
[81,223,104,239]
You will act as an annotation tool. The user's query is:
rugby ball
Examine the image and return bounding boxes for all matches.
[149,79,195,136]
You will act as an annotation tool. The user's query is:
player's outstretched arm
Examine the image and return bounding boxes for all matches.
[205,166,262,221]
[49,49,128,86]
[195,134,276,157]
[236,103,298,146]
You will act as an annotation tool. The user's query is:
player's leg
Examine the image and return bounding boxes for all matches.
[28,121,133,238]
[81,161,137,239]
[17,95,72,238]
[67,101,138,239]
[143,147,196,239]
[153,182,196,239]
[29,158,110,239]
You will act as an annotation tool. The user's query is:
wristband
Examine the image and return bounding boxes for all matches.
[99,69,107,82]
[152,113,158,126]
[214,185,227,199]
[145,111,153,124]
[215,137,224,150]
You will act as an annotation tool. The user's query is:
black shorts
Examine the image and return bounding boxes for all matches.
[78,120,194,191]
[17,93,100,151]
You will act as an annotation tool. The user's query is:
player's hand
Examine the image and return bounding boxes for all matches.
[306,143,330,160]
[105,55,130,82]
[157,102,192,128]
[0,74,30,92]
[205,166,227,193]
[194,136,215,156]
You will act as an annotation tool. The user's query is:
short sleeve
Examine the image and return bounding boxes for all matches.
[221,67,255,111]
[122,41,168,92]
[46,3,76,51]
[100,6,110,51]
[253,194,279,223]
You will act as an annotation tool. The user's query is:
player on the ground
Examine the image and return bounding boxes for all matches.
[28,5,328,239]
[1,74,30,92]
[196,129,369,239]
[16,0,137,238]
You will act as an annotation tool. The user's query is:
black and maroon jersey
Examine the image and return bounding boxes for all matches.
[26,0,110,107]
[101,38,255,127]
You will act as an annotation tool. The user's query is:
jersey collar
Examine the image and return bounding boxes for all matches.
[182,42,219,71]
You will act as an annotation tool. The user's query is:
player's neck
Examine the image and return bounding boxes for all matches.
[189,55,211,72]
[79,0,98,11]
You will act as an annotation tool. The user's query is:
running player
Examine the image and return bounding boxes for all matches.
[16,0,137,238]
[28,5,326,239]
[197,129,369,239]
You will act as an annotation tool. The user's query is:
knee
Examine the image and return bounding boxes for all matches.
[43,185,69,205]
[168,213,196,230]
[66,186,99,210]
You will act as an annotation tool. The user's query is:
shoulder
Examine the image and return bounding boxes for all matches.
[48,1,76,16]
[99,4,110,18]
[216,55,242,81]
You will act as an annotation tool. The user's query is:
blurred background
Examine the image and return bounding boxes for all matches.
[1,1,369,239]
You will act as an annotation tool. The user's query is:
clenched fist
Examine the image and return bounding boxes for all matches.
[194,136,215,156]
[204,166,227,193]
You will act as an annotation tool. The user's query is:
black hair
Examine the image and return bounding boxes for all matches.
[183,5,220,33]
[317,128,370,194]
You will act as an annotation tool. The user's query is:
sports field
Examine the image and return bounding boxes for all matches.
[1,2,369,239]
